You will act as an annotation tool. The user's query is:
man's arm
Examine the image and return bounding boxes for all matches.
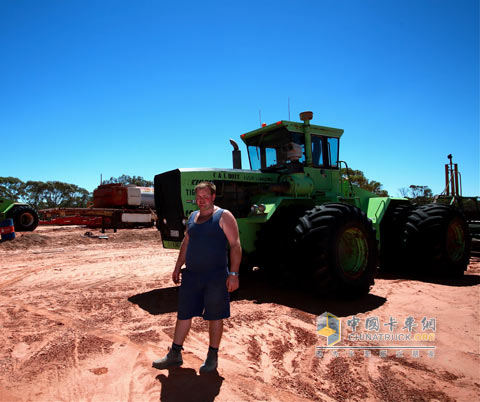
[172,230,189,284]
[220,210,242,292]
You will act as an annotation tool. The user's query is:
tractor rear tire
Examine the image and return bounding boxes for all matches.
[7,205,39,232]
[379,202,413,271]
[404,204,471,276]
[295,203,378,298]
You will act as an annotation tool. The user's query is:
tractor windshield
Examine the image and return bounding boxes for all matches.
[247,129,305,171]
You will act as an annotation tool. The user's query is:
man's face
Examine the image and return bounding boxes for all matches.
[195,187,215,211]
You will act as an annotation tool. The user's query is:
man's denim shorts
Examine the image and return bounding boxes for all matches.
[177,268,230,320]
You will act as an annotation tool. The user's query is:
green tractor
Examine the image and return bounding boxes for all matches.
[0,198,39,232]
[154,112,471,296]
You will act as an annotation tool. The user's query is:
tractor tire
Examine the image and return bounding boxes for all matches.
[379,202,413,271]
[295,203,378,297]
[404,204,471,276]
[7,205,39,232]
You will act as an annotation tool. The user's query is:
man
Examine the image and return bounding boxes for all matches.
[153,181,241,373]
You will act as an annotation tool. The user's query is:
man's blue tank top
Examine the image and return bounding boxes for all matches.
[185,208,228,273]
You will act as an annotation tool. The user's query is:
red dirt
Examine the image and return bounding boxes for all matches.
[0,226,479,401]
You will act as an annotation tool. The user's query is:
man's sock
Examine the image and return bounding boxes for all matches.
[172,342,183,352]
[208,346,219,353]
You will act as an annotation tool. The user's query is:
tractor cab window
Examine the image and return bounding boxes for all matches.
[311,135,324,167]
[264,147,277,167]
[290,133,306,165]
[248,146,262,170]
[328,137,339,168]
[247,128,305,171]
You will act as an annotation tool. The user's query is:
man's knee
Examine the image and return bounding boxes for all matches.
[176,318,192,326]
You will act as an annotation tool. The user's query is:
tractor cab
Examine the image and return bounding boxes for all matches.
[238,111,343,173]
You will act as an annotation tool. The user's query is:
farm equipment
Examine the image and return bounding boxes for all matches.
[93,184,155,209]
[154,112,471,297]
[0,198,39,231]
[39,184,156,232]
[433,154,480,239]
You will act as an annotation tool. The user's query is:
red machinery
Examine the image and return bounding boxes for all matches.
[39,184,156,232]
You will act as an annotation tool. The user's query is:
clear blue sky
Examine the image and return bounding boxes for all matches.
[1,0,478,197]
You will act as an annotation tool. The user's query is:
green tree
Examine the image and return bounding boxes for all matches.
[22,181,49,209]
[103,174,153,187]
[22,180,91,209]
[0,177,25,201]
[42,181,91,208]
[1,177,92,209]
[341,168,389,196]
[64,185,90,208]
[398,185,434,205]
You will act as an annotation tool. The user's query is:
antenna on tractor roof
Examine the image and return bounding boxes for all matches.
[259,109,262,127]
[288,97,290,120]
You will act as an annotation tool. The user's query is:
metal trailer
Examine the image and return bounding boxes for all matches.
[39,207,156,233]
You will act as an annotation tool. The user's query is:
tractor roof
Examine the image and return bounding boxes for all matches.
[240,120,344,144]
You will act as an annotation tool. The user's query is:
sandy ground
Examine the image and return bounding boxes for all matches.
[0,226,479,402]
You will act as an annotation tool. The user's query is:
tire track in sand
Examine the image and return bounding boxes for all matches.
[0,293,163,356]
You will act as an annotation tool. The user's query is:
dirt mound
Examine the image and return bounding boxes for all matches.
[1,232,51,249]
[0,226,161,251]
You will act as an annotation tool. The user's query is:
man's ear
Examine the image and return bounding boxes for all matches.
[212,193,216,202]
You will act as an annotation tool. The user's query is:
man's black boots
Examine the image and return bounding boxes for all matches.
[152,344,183,370]
[199,346,218,373]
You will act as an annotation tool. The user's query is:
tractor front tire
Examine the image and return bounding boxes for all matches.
[7,205,39,232]
[295,203,378,298]
[404,204,471,276]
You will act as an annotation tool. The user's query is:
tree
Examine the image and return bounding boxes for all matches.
[23,181,51,209]
[398,185,433,205]
[64,185,90,208]
[103,174,153,187]
[0,177,25,201]
[21,180,91,209]
[1,177,92,209]
[341,168,389,196]
[42,182,91,208]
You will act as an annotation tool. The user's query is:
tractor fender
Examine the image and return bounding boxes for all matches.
[366,197,411,242]
[366,197,392,225]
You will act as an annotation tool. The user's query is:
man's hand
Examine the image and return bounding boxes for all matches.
[226,275,239,292]
[172,268,181,285]
[172,230,189,286]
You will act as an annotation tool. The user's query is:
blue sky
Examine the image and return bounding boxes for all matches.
[1,0,478,196]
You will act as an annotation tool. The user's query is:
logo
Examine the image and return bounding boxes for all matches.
[315,313,437,358]
[316,312,341,346]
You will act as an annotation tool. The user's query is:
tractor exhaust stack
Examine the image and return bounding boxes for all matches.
[230,139,242,169]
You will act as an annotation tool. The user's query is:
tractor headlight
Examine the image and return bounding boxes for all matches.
[251,204,266,214]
